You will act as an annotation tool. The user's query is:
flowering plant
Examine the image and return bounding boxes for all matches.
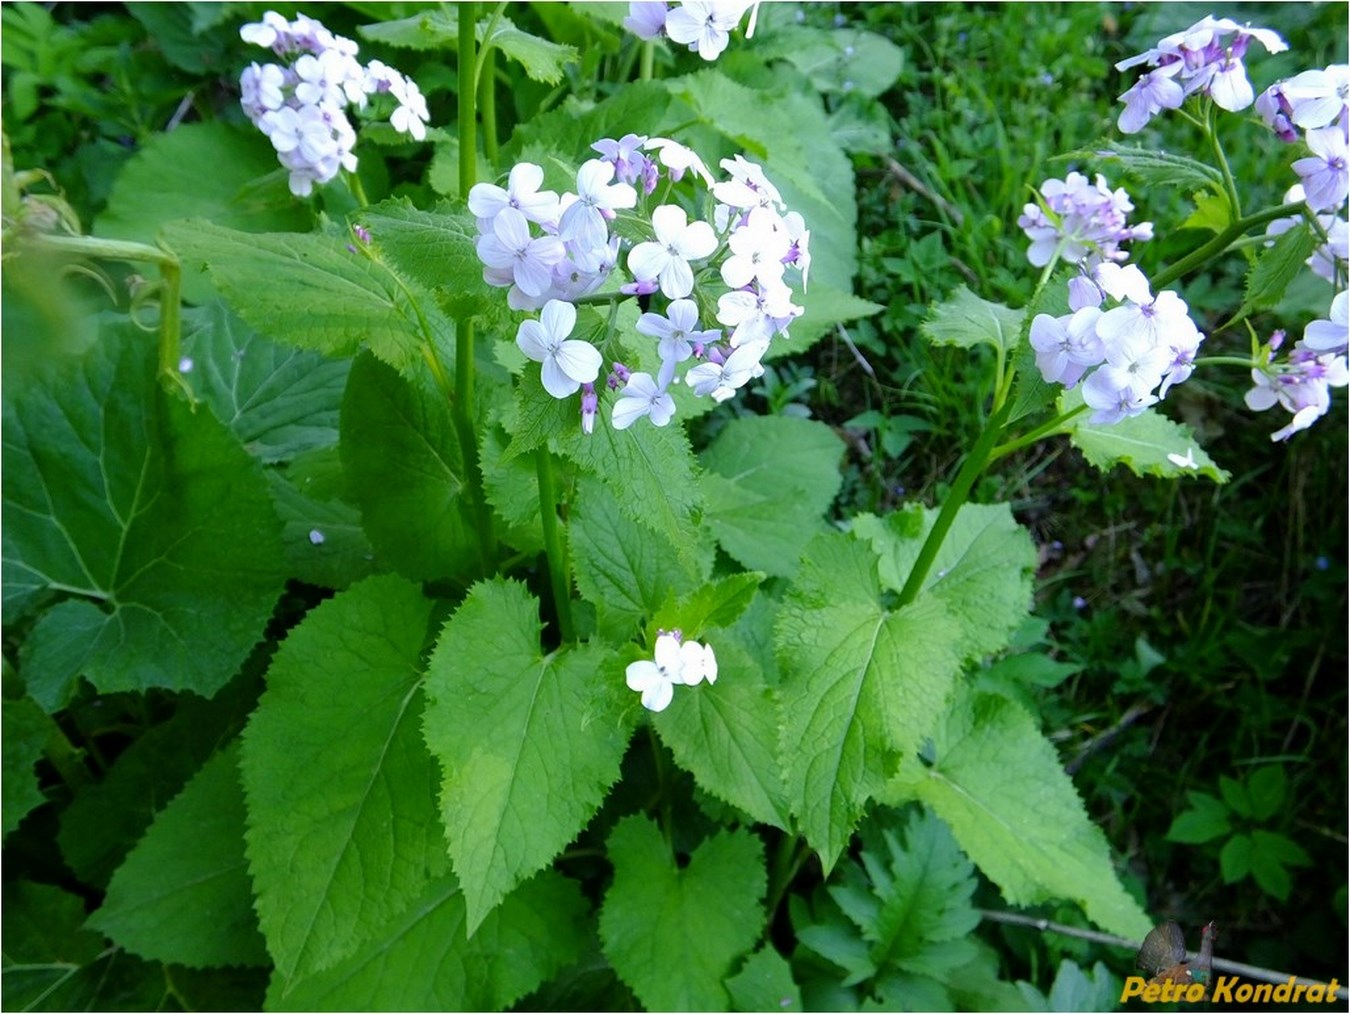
[1,5,1343,1011]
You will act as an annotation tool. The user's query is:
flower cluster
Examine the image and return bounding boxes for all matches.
[1245,291,1349,440]
[625,631,717,713]
[1031,262,1204,425]
[624,1,760,61]
[1017,171,1153,269]
[1115,15,1288,134]
[472,136,809,432]
[239,11,430,197]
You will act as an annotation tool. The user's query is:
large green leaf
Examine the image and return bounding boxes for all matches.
[180,302,350,463]
[422,577,631,933]
[896,686,1152,941]
[1060,389,1229,483]
[654,636,790,829]
[339,352,479,582]
[852,503,1037,662]
[240,575,447,982]
[2,697,51,837]
[725,945,804,1013]
[267,872,589,1011]
[2,325,284,710]
[776,533,964,868]
[2,881,110,1010]
[161,219,454,376]
[599,816,767,1011]
[359,12,577,84]
[86,743,268,968]
[700,415,844,578]
[571,475,707,641]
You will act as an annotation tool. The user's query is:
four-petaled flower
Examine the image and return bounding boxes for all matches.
[515,299,603,398]
[628,204,718,298]
[625,632,718,713]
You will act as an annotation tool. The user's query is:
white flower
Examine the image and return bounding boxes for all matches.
[625,633,718,712]
[721,206,791,290]
[713,154,784,212]
[1281,65,1350,129]
[627,204,717,299]
[1029,307,1105,388]
[636,298,721,375]
[477,207,566,298]
[1293,126,1350,213]
[515,299,602,399]
[644,136,715,185]
[612,372,676,429]
[665,1,752,61]
[468,163,560,229]
[624,1,669,40]
[685,339,768,401]
[1167,447,1199,470]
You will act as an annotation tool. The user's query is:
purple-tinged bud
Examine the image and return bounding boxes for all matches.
[353,223,371,244]
[620,278,660,297]
[612,361,631,383]
[642,159,660,194]
[1067,275,1103,311]
[706,345,728,366]
[580,383,597,435]
[346,243,358,254]
[692,342,706,359]
[1269,328,1287,352]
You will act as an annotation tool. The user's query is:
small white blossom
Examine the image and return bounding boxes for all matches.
[515,300,602,399]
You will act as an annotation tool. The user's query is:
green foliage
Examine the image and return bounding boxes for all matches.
[2,697,50,837]
[599,816,767,1011]
[86,744,269,968]
[2,325,284,710]
[240,575,447,982]
[700,415,846,578]
[921,286,1026,355]
[422,577,630,933]
[892,686,1152,941]
[1058,389,1230,483]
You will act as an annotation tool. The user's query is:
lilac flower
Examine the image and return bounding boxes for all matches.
[1029,308,1105,388]
[624,1,669,40]
[721,206,791,289]
[1303,291,1349,353]
[592,134,652,186]
[1246,343,1350,440]
[637,298,721,383]
[713,154,785,211]
[685,339,768,401]
[628,204,718,298]
[1263,185,1348,283]
[1292,126,1349,212]
[1255,83,1300,143]
[515,300,602,399]
[1018,173,1152,268]
[476,207,566,297]
[1117,63,1185,134]
[1281,65,1350,130]
[612,372,677,429]
[644,137,715,185]
[559,159,637,250]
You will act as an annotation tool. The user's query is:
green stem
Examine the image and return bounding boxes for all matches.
[988,403,1087,464]
[459,2,478,197]
[764,836,812,920]
[1203,102,1242,222]
[29,232,187,397]
[639,40,654,81]
[898,396,1014,608]
[1193,354,1265,369]
[534,447,576,642]
[472,2,509,93]
[345,168,369,209]
[479,47,499,165]
[1151,201,1305,291]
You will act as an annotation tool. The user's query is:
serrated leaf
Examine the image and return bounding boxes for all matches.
[263,466,379,590]
[775,27,904,98]
[655,637,790,828]
[356,199,494,320]
[240,575,447,981]
[481,15,578,85]
[852,503,1037,662]
[777,533,965,868]
[2,697,51,837]
[1076,142,1223,192]
[921,286,1025,354]
[571,476,706,641]
[726,945,803,1013]
[501,363,578,461]
[600,816,767,1011]
[422,578,632,934]
[267,872,589,1011]
[95,122,311,303]
[1165,791,1231,844]
[2,881,109,1010]
[357,10,456,50]
[827,96,895,155]
[479,419,543,553]
[1179,189,1232,233]
[701,415,844,578]
[1061,389,1230,483]
[505,81,672,167]
[1242,224,1318,316]
[2,324,284,710]
[902,686,1152,940]
[180,302,350,463]
[86,744,269,968]
[58,692,240,888]
[651,571,764,640]
[339,352,480,582]
[161,219,453,377]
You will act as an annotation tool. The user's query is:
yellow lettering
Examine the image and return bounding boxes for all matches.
[1210,976,1235,1003]
[1326,978,1342,1002]
[1235,983,1253,1002]
[1252,982,1273,1003]
[1120,977,1148,1001]
[1142,981,1162,1003]
[1273,978,1293,1002]
[1183,982,1205,1003]
[1292,984,1308,1003]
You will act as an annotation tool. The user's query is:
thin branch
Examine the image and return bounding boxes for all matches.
[1064,700,1154,775]
[978,910,1348,1001]
[884,156,965,226]
[834,322,876,378]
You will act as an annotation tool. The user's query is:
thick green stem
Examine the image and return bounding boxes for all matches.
[534,448,576,642]
[898,396,1014,607]
[639,40,654,81]
[1204,103,1243,222]
[479,48,499,165]
[1152,201,1304,291]
[459,3,477,197]
[765,836,812,921]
